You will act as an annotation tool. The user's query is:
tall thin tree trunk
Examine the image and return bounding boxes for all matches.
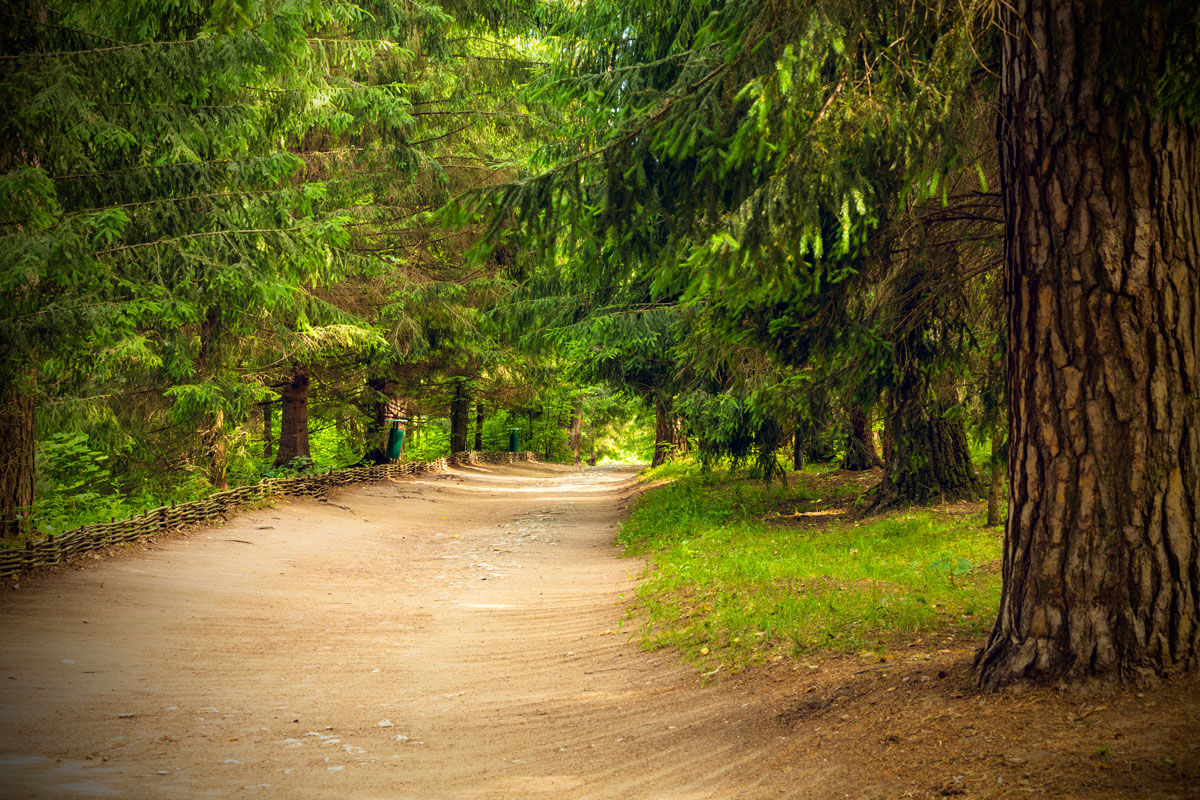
[792,424,804,472]
[203,408,228,490]
[0,384,35,540]
[474,402,484,451]
[197,307,227,489]
[841,404,881,471]
[1,8,45,538]
[262,402,274,460]
[986,428,1005,527]
[363,377,390,465]
[976,0,1200,688]
[274,366,311,467]
[393,401,408,460]
[881,403,894,469]
[569,400,583,465]
[449,380,470,454]
[651,395,674,468]
[543,402,555,460]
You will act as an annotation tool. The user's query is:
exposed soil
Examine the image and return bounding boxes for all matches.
[1,461,1197,799]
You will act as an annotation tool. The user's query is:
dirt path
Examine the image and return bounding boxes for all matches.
[0,462,800,799]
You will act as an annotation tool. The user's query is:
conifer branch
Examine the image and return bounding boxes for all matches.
[0,36,203,60]
[0,11,129,45]
[410,123,475,146]
[479,58,732,196]
[91,225,314,257]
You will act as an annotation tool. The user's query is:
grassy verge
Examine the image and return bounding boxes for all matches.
[618,460,1003,669]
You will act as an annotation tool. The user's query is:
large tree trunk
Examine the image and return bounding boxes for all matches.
[274,366,311,467]
[651,395,675,468]
[449,380,470,454]
[976,0,1200,688]
[876,369,979,507]
[0,387,35,540]
[841,404,881,471]
[474,402,484,451]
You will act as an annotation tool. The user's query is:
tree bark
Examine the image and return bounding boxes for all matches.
[363,377,390,465]
[543,402,555,460]
[569,400,583,465]
[876,368,979,508]
[474,402,484,451]
[672,414,688,455]
[262,402,274,460]
[1,8,45,538]
[841,404,882,471]
[449,380,470,454]
[792,423,805,472]
[203,408,228,490]
[976,0,1200,688]
[274,366,311,467]
[0,386,35,540]
[197,307,227,489]
[986,428,1005,527]
[393,402,408,460]
[651,395,675,468]
[881,404,894,468]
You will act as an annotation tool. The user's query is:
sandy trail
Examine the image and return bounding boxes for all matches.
[0,461,797,799]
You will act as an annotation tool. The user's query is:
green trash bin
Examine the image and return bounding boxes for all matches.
[507,427,520,453]
[385,418,408,460]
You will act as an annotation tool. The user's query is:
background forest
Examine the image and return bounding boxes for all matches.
[0,0,1003,538]
[1,0,657,539]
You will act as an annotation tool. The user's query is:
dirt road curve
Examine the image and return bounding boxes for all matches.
[0,462,800,799]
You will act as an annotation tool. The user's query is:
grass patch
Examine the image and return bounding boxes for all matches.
[619,461,1002,669]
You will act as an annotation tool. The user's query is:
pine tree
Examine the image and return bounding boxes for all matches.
[0,0,544,532]
[460,0,997,494]
[976,0,1200,686]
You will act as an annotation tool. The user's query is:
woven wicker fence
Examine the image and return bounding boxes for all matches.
[0,450,538,580]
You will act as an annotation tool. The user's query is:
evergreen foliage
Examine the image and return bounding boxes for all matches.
[0,0,580,535]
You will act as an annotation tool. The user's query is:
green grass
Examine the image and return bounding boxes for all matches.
[619,460,1002,669]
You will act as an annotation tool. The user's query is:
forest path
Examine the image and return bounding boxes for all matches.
[0,461,808,799]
